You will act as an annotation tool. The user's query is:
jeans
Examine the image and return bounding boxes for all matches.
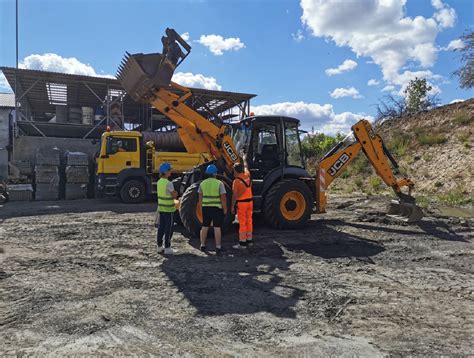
[157,211,175,248]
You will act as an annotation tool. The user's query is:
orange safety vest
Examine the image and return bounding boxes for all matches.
[234,173,252,202]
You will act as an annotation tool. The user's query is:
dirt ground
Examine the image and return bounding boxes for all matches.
[0,195,473,357]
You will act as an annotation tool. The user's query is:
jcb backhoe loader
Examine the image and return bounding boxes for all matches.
[116,28,423,234]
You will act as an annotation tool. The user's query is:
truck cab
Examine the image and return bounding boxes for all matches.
[96,130,208,203]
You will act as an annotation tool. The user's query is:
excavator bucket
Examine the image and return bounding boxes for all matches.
[387,200,424,223]
[116,52,175,103]
[116,28,191,103]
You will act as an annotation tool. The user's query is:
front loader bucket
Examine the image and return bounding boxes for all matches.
[387,200,424,223]
[116,52,176,103]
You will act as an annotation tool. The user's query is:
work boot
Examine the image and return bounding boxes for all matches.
[200,245,206,252]
[216,247,225,255]
[232,243,247,249]
[164,247,177,255]
[157,246,165,254]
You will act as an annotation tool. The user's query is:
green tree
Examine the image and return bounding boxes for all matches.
[453,31,474,89]
[404,77,433,113]
[301,132,344,160]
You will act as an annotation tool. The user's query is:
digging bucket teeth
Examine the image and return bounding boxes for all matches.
[116,52,175,103]
[387,200,424,223]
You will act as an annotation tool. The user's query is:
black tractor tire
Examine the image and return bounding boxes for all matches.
[179,182,234,237]
[120,179,146,204]
[264,179,313,229]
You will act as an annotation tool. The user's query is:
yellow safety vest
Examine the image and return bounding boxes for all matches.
[157,178,176,213]
[200,178,222,208]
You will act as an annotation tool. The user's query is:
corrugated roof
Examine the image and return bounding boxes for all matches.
[0,92,15,108]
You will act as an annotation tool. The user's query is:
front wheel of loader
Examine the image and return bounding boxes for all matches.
[264,179,313,229]
[179,182,234,237]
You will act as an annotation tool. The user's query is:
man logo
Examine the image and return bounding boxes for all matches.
[328,153,350,176]
[223,142,238,161]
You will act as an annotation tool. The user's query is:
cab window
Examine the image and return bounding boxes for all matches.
[107,137,137,154]
[285,123,303,167]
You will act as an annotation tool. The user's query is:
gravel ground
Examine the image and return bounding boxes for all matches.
[0,195,473,356]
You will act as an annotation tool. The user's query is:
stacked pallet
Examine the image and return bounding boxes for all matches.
[8,184,33,201]
[35,148,60,201]
[64,151,89,200]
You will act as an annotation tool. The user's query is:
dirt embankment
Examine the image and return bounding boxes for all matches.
[330,99,474,209]
[378,99,474,195]
[0,198,473,356]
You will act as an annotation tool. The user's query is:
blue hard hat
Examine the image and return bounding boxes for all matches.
[205,164,218,175]
[159,162,172,174]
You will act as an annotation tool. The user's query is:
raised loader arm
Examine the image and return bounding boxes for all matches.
[116,28,240,175]
[315,119,423,222]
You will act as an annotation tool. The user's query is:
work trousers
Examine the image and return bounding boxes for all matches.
[237,201,253,242]
[157,211,175,248]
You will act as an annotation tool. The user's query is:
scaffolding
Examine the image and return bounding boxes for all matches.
[1,67,256,139]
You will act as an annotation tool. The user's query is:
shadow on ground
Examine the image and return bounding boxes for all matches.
[162,219,385,317]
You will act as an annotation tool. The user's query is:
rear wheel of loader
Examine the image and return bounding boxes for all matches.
[264,179,313,229]
[179,182,234,237]
[120,179,146,204]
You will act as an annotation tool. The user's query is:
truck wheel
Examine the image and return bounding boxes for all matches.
[120,179,146,203]
[264,179,313,229]
[179,182,234,237]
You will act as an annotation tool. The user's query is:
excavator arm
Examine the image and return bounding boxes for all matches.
[116,28,240,176]
[316,119,423,222]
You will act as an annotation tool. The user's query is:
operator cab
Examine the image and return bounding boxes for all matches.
[232,116,305,179]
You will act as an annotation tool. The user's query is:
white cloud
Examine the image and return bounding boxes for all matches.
[441,38,465,51]
[19,53,114,78]
[367,79,380,86]
[0,71,11,92]
[251,101,372,134]
[325,59,357,76]
[433,1,457,29]
[181,32,190,42]
[449,98,464,104]
[300,0,456,89]
[381,85,395,92]
[329,87,363,99]
[198,34,245,56]
[292,29,304,42]
[172,72,222,90]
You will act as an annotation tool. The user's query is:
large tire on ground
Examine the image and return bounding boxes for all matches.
[120,179,146,203]
[179,182,234,237]
[264,179,313,229]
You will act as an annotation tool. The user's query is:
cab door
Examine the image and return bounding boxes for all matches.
[101,136,140,174]
[248,122,284,179]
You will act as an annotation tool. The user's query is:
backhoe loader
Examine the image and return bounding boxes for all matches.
[116,28,423,234]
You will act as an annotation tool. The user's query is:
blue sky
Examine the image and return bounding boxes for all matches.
[0,0,472,133]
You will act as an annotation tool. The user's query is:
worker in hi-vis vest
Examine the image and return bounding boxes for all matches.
[198,164,227,254]
[231,155,253,249]
[156,162,178,255]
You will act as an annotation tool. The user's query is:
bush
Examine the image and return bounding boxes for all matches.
[369,176,382,192]
[453,111,473,126]
[418,133,447,146]
[388,130,411,156]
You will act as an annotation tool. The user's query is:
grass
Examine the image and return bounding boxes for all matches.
[418,133,448,146]
[415,195,430,209]
[457,130,471,143]
[422,153,433,162]
[437,186,470,206]
[369,176,382,192]
[388,130,411,156]
[453,111,473,126]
